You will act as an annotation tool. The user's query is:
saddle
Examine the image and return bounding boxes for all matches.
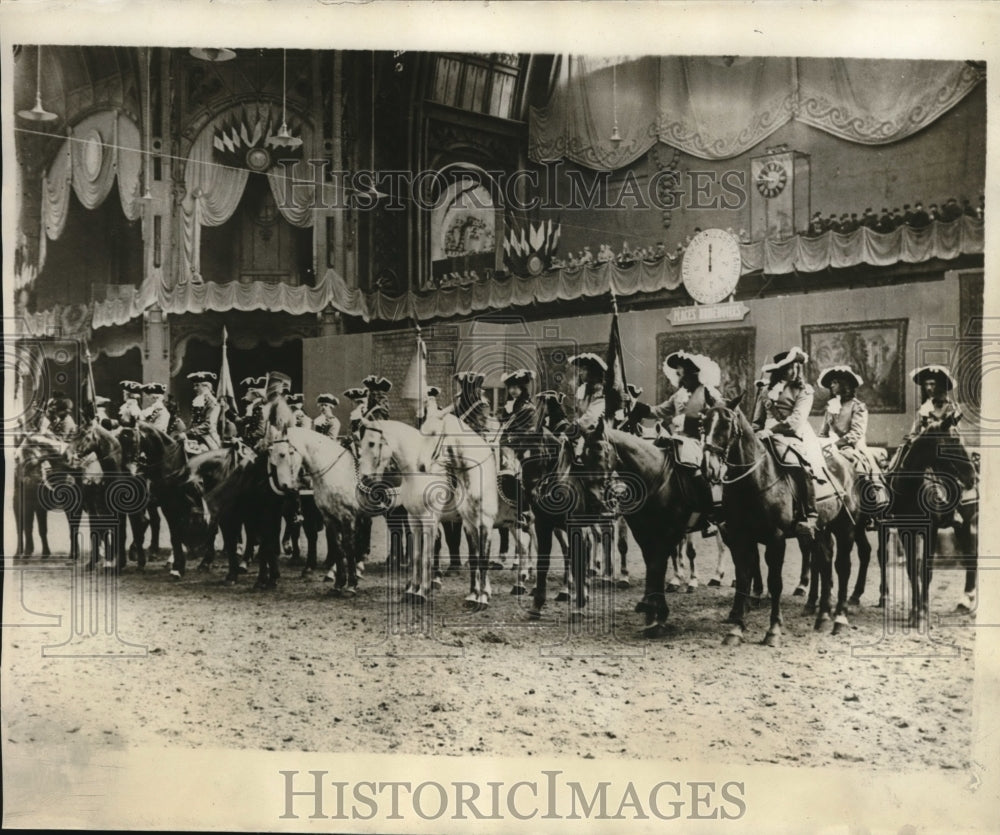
[654,434,703,469]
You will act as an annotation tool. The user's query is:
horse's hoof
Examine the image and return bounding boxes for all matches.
[343,586,358,597]
[478,595,490,610]
[832,617,849,636]
[803,602,817,616]
[323,570,336,583]
[429,577,441,591]
[169,571,182,582]
[411,592,427,606]
[722,631,743,646]
[848,596,861,607]
[686,581,697,594]
[642,623,668,639]
[877,597,887,609]
[511,584,526,596]
[814,613,832,631]
[792,585,807,597]
[488,561,505,571]
[956,593,975,613]
[665,582,680,593]
[237,562,248,574]
[555,591,569,603]
[763,630,781,648]
[707,578,721,588]
[616,577,631,590]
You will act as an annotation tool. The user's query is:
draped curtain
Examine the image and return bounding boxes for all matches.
[530,57,985,168]
[40,109,144,250]
[179,106,319,280]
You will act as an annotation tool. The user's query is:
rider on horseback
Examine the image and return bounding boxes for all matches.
[139,382,170,432]
[93,396,118,431]
[751,347,827,539]
[613,383,646,436]
[900,365,977,492]
[362,375,392,421]
[186,371,221,450]
[638,351,721,531]
[118,380,143,428]
[238,376,267,445]
[499,369,537,458]
[40,392,77,440]
[313,393,341,438]
[288,393,313,429]
[345,387,369,435]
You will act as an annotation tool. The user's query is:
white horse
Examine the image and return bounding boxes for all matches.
[356,418,446,605]
[418,406,499,610]
[266,423,362,594]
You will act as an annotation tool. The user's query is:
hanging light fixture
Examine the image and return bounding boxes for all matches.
[142,46,153,200]
[610,61,621,144]
[18,45,58,122]
[189,47,236,63]
[359,50,387,200]
[267,48,303,150]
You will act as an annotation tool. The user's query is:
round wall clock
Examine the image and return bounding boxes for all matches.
[681,228,742,304]
[755,159,788,198]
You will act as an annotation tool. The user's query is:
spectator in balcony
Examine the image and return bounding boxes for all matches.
[806,212,825,237]
[841,213,859,234]
[928,203,940,222]
[962,198,976,218]
[890,207,904,229]
[875,208,893,233]
[909,202,930,228]
[858,208,876,230]
[939,197,962,222]
[902,204,913,225]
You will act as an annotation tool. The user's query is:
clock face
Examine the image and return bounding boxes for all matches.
[755,160,788,198]
[681,229,742,305]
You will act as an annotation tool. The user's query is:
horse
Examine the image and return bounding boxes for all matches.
[355,418,445,605]
[433,444,536,596]
[65,423,144,570]
[265,421,362,595]
[187,443,261,583]
[14,433,81,559]
[118,422,213,579]
[879,428,978,627]
[578,418,707,636]
[417,406,499,609]
[703,398,857,646]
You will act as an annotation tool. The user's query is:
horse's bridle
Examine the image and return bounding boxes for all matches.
[704,409,767,485]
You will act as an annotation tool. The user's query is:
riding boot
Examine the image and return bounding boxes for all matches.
[696,475,717,537]
[793,469,818,539]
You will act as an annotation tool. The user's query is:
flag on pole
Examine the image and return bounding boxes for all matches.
[81,341,98,424]
[604,306,629,421]
[217,326,237,437]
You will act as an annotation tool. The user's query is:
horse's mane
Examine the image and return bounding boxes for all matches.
[603,425,667,475]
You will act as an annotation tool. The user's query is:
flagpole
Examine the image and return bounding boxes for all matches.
[609,288,631,419]
[410,295,424,424]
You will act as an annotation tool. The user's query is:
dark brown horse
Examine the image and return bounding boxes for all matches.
[118,423,213,579]
[14,433,80,559]
[879,428,978,627]
[703,398,857,646]
[578,419,703,636]
[66,423,148,570]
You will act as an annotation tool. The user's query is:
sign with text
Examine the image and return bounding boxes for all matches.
[669,301,749,326]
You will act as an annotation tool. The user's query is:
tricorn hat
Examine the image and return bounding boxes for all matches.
[762,346,809,373]
[287,393,304,406]
[664,351,722,389]
[453,370,486,387]
[502,368,535,388]
[363,375,392,393]
[819,365,864,390]
[240,375,266,389]
[568,353,607,378]
[343,387,367,401]
[536,390,566,405]
[94,395,112,407]
[426,386,441,398]
[625,383,643,399]
[119,379,139,392]
[316,393,339,406]
[142,382,166,395]
[911,365,956,391]
[187,371,217,384]
[265,371,292,400]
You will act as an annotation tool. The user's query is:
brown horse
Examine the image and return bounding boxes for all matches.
[879,428,978,627]
[703,397,857,647]
[578,419,703,636]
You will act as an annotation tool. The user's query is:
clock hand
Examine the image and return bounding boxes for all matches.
[708,244,712,272]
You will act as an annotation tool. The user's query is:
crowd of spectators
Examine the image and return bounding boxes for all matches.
[805,195,984,237]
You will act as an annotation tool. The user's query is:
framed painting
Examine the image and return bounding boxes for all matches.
[655,327,756,408]
[801,318,908,414]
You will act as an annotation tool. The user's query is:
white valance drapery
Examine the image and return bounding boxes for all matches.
[530,57,985,169]
[39,110,145,269]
